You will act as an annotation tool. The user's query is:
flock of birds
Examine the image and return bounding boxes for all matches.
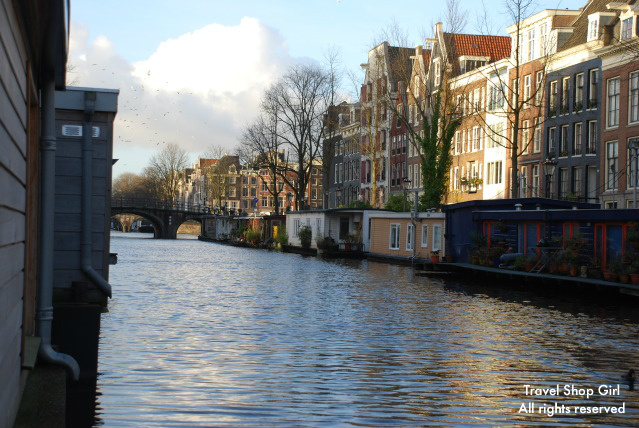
[86,63,208,168]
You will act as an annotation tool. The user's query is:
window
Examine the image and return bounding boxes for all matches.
[406,223,414,251]
[229,176,236,184]
[262,196,267,207]
[489,79,505,110]
[421,225,429,248]
[533,118,541,153]
[573,166,582,197]
[527,29,536,61]
[559,168,568,199]
[587,121,597,154]
[548,127,557,155]
[588,18,598,41]
[560,125,569,156]
[606,141,618,190]
[251,176,257,185]
[229,188,236,197]
[524,74,531,107]
[455,131,461,154]
[390,224,400,250]
[432,224,442,252]
[535,72,544,105]
[521,121,530,155]
[607,77,620,127]
[434,61,441,87]
[629,139,639,190]
[486,161,502,185]
[621,17,634,40]
[293,219,300,236]
[513,78,520,105]
[561,76,570,112]
[242,187,248,197]
[549,80,557,113]
[532,164,540,197]
[575,73,584,110]
[540,23,548,56]
[573,122,583,155]
[250,187,257,197]
[589,69,598,108]
[630,71,639,123]
[472,127,479,151]
[520,166,528,197]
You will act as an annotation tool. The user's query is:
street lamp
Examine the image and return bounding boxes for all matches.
[543,158,557,199]
[629,137,639,209]
[402,177,412,211]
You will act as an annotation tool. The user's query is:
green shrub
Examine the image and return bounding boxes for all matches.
[275,227,288,246]
[298,225,312,249]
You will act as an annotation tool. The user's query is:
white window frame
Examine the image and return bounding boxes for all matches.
[421,224,429,248]
[406,223,414,251]
[390,223,400,250]
[630,71,639,124]
[432,224,442,252]
[607,77,620,128]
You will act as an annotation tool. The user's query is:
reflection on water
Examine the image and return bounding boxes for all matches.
[96,231,639,426]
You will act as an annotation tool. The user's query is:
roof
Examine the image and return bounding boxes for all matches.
[387,46,414,89]
[560,0,614,51]
[443,33,511,75]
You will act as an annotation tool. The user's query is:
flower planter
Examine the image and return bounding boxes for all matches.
[603,272,617,282]
[569,265,578,277]
[560,263,570,275]
[630,273,639,285]
[618,274,630,284]
[588,268,602,280]
[431,255,440,263]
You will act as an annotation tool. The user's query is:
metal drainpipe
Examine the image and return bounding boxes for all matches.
[81,91,112,298]
[37,76,80,381]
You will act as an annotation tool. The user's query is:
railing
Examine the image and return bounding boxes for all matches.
[111,198,213,214]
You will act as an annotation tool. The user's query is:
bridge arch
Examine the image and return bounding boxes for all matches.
[111,208,166,238]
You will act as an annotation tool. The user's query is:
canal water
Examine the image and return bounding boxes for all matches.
[96,232,639,427]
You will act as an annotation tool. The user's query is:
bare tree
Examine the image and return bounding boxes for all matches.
[112,172,155,199]
[148,143,189,202]
[261,64,332,210]
[240,110,289,214]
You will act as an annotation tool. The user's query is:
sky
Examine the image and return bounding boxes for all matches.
[68,0,586,178]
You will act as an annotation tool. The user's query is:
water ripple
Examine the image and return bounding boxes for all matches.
[95,232,639,427]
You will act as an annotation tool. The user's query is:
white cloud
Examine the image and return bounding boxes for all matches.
[68,18,294,175]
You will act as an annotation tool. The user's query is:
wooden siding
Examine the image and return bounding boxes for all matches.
[0,0,29,425]
[369,217,446,259]
[52,105,116,291]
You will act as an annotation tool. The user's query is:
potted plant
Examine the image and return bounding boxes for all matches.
[298,225,312,249]
[316,236,334,254]
[431,250,440,263]
[605,260,623,282]
[524,255,536,272]
[343,233,359,251]
[512,255,526,271]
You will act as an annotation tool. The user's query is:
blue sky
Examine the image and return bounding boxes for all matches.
[69,0,586,177]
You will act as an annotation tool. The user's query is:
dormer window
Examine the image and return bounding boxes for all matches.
[458,56,488,74]
[588,19,598,41]
[621,16,634,40]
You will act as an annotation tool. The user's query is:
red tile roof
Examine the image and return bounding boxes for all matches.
[445,33,512,64]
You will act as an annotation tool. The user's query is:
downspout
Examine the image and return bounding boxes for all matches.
[81,91,112,298]
[37,77,80,381]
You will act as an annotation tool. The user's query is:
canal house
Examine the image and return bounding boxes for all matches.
[367,211,446,263]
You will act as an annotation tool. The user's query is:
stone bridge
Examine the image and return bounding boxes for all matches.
[111,198,213,239]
